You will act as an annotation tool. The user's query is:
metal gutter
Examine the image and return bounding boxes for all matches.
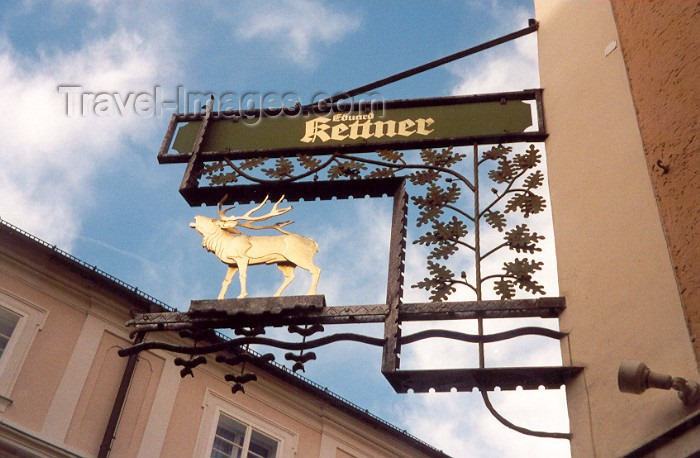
[98,332,145,458]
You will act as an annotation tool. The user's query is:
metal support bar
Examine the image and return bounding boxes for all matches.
[383,366,582,393]
[189,295,326,315]
[180,176,406,209]
[400,297,565,320]
[158,114,179,157]
[179,99,214,192]
[382,180,408,372]
[309,20,539,108]
[125,297,566,332]
[480,391,572,439]
[535,89,546,134]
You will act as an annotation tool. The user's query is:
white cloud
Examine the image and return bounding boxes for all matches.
[0,8,178,250]
[451,7,539,95]
[403,389,571,458]
[235,1,361,68]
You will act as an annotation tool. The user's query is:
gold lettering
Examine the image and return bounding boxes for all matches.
[416,117,434,135]
[372,120,397,138]
[331,123,348,141]
[397,119,416,137]
[300,115,435,143]
[349,120,373,140]
[331,112,376,122]
[358,120,373,139]
[300,117,331,143]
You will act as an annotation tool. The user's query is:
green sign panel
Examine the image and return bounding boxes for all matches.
[160,91,543,162]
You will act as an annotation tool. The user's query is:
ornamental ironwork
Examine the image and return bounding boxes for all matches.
[120,20,582,441]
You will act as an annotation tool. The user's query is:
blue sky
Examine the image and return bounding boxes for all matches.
[0,1,571,456]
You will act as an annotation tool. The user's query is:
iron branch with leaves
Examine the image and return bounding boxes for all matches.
[411,144,548,302]
[198,144,548,302]
[199,147,474,189]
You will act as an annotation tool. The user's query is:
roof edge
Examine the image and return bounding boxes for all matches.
[0,217,449,458]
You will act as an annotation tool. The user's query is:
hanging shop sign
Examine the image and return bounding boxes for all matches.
[158,89,545,163]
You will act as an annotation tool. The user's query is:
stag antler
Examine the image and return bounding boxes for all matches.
[217,194,293,234]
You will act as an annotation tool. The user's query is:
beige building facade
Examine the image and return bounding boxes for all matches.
[535,1,699,456]
[0,219,448,458]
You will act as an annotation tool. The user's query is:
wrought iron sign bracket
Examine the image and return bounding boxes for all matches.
[123,174,581,439]
[122,296,579,388]
[126,18,586,441]
[122,295,580,438]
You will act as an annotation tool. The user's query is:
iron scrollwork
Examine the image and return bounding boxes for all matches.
[122,143,580,440]
[197,143,548,303]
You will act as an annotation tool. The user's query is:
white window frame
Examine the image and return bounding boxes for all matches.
[212,412,279,458]
[0,288,48,412]
[194,389,298,458]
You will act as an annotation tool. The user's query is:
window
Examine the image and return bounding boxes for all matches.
[211,414,279,458]
[194,390,297,458]
[0,291,48,412]
[0,291,48,411]
[0,307,20,358]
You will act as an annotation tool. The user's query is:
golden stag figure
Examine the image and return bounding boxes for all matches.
[190,195,321,299]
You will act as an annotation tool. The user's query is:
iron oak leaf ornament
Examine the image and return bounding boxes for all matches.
[327,159,367,180]
[513,144,541,170]
[377,149,405,164]
[297,154,323,171]
[505,224,544,254]
[408,168,441,186]
[505,192,546,217]
[366,167,397,179]
[261,157,295,179]
[415,216,469,261]
[239,157,268,170]
[414,261,458,302]
[412,182,461,227]
[494,278,517,300]
[485,210,507,232]
[489,156,515,184]
[481,143,511,161]
[420,146,466,168]
[524,170,545,189]
[412,143,549,301]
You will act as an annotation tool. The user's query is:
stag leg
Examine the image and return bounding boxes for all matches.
[274,263,296,297]
[219,265,238,300]
[235,258,249,298]
[306,263,321,295]
[291,259,321,296]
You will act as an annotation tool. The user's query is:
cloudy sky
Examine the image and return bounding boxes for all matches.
[0,1,570,456]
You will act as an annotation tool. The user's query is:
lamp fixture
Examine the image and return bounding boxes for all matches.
[618,360,700,406]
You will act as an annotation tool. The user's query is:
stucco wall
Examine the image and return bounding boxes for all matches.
[610,0,700,365]
[0,267,86,433]
[535,1,699,456]
[0,226,443,458]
